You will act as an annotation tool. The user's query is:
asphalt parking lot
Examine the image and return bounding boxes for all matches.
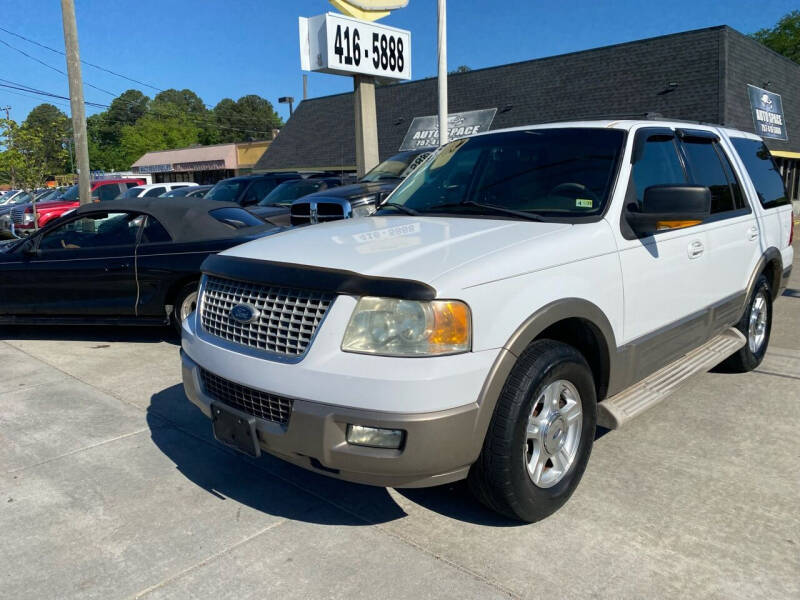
[1,241,798,600]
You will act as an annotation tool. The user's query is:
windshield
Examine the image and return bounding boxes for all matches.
[205,180,246,202]
[361,151,431,182]
[380,128,625,219]
[259,180,324,206]
[59,185,79,201]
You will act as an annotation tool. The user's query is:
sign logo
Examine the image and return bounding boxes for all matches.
[747,85,788,142]
[399,108,498,151]
[229,303,259,324]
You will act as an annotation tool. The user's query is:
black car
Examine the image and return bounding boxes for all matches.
[290,148,433,225]
[204,172,306,208]
[160,185,213,199]
[247,178,345,226]
[0,197,277,331]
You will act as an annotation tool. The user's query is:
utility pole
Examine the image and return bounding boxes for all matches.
[353,75,379,178]
[437,0,448,146]
[1,106,10,121]
[60,0,91,205]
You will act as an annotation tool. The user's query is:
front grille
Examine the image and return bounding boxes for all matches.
[290,201,346,225]
[200,275,335,357]
[10,206,25,225]
[200,368,292,425]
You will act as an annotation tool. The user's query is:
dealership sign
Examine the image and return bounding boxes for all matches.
[299,12,411,81]
[399,108,497,150]
[748,85,788,141]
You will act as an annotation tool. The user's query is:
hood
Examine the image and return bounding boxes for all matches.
[221,215,572,290]
[247,205,291,228]
[301,181,397,201]
[20,200,77,213]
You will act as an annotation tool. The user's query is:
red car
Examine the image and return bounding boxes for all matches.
[12,179,145,234]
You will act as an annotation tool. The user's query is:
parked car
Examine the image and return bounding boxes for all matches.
[0,197,279,331]
[0,189,66,237]
[118,182,199,200]
[10,179,146,236]
[248,178,345,226]
[0,190,31,206]
[181,120,794,522]
[204,173,306,207]
[160,185,213,199]
[290,148,433,225]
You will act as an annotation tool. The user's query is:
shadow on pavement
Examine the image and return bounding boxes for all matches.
[0,324,178,345]
[147,383,524,527]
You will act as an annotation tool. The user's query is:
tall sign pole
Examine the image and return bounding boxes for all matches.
[301,2,410,177]
[60,0,91,205]
[437,0,448,145]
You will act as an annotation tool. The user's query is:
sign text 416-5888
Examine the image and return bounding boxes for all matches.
[300,13,411,81]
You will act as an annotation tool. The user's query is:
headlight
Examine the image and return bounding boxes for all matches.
[350,197,377,218]
[21,213,33,224]
[342,297,471,356]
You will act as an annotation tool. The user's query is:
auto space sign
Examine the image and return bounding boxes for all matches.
[399,108,497,150]
[747,85,788,141]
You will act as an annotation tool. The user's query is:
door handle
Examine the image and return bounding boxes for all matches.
[105,263,130,272]
[747,226,759,241]
[688,240,704,259]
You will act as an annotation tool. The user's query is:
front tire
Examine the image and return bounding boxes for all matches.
[469,340,596,522]
[172,282,199,333]
[719,274,772,373]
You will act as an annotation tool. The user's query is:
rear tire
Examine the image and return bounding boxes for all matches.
[172,282,199,333]
[719,275,772,373]
[468,340,596,522]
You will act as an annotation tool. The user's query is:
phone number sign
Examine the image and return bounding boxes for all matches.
[300,13,411,81]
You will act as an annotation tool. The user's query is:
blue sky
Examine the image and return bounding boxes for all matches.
[1,0,796,124]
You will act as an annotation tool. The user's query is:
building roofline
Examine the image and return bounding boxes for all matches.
[295,25,735,107]
[134,140,272,157]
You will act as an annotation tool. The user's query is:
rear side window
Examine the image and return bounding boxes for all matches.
[125,182,139,189]
[209,207,265,229]
[730,138,789,209]
[681,140,740,214]
[144,187,166,197]
[632,136,687,205]
[96,183,122,202]
[140,216,172,244]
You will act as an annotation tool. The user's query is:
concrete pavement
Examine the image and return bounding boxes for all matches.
[1,247,799,599]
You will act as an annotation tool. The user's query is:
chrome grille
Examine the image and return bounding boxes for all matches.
[10,206,25,225]
[290,200,346,225]
[200,275,334,357]
[200,368,292,425]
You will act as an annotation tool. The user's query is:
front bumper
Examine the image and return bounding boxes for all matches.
[182,350,489,488]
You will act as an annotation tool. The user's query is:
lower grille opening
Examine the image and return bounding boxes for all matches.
[200,368,293,426]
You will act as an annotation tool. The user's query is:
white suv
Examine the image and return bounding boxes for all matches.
[181,120,794,522]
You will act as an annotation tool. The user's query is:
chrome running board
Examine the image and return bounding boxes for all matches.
[598,327,746,429]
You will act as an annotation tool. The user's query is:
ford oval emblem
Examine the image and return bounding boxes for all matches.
[229,303,259,324]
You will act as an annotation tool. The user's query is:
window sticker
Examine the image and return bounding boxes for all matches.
[576,198,593,208]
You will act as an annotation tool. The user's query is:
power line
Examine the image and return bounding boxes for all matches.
[0,78,274,135]
[0,25,164,93]
[0,35,118,99]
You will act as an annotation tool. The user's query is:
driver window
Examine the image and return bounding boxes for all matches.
[632,136,687,206]
[39,212,140,251]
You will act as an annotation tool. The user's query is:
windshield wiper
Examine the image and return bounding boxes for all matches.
[423,200,544,222]
[379,202,420,215]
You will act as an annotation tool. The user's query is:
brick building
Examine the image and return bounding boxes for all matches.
[257,25,800,203]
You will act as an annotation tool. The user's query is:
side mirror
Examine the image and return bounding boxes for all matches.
[626,185,711,236]
[20,240,39,257]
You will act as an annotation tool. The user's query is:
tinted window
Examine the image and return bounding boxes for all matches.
[259,180,325,206]
[60,185,79,201]
[121,187,144,199]
[243,179,277,204]
[715,145,746,210]
[97,183,123,202]
[731,138,789,209]
[209,207,265,229]
[682,140,736,214]
[632,136,686,205]
[143,187,166,197]
[187,188,208,198]
[140,216,172,243]
[125,182,139,189]
[205,180,246,202]
[387,129,625,217]
[39,212,139,250]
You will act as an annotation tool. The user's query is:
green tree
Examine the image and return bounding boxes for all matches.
[119,114,201,167]
[752,10,800,64]
[21,103,71,174]
[449,65,471,74]
[0,118,53,191]
[212,95,283,143]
